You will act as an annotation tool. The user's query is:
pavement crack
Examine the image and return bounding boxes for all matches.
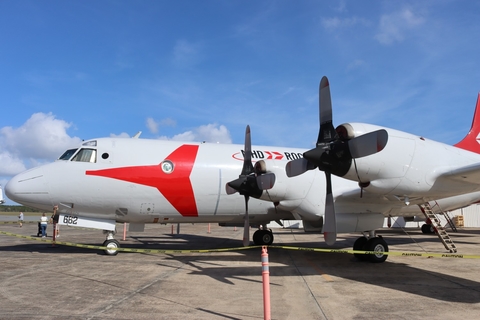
[85,263,185,320]
[286,250,329,320]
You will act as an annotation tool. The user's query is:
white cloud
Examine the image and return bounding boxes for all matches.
[160,118,177,127]
[322,16,369,30]
[0,112,82,161]
[160,123,232,143]
[0,151,26,176]
[0,112,82,179]
[109,132,131,138]
[375,8,425,45]
[146,117,176,134]
[146,117,159,134]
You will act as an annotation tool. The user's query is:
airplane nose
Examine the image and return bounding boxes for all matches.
[5,168,50,206]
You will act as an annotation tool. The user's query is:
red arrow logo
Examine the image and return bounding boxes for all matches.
[86,145,199,217]
[264,151,283,160]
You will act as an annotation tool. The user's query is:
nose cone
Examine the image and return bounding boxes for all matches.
[5,167,50,208]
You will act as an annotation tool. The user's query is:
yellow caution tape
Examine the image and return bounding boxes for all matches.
[1,225,480,258]
[267,245,480,259]
[0,230,260,253]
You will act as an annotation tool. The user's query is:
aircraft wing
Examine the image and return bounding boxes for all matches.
[332,161,480,218]
[426,162,480,195]
[439,162,480,185]
[334,187,404,214]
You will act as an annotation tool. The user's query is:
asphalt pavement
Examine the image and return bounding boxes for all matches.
[1,218,480,319]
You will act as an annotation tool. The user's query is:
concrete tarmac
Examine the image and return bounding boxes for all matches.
[1,219,480,319]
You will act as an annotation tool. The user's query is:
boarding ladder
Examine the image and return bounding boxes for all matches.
[419,202,457,253]
[430,201,458,232]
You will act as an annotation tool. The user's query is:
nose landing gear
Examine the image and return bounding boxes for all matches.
[102,230,119,256]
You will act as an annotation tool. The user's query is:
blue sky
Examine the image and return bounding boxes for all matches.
[2,0,480,204]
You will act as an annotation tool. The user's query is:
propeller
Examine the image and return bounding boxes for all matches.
[285,76,388,245]
[226,125,276,246]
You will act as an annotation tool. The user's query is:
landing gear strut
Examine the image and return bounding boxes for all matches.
[102,230,119,256]
[353,232,389,263]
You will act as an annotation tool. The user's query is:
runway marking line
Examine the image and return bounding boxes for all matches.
[305,257,333,281]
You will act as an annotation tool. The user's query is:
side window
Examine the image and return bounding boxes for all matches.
[72,149,97,163]
[58,149,78,160]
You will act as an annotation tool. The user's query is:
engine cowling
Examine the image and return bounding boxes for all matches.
[335,122,479,196]
[335,122,415,193]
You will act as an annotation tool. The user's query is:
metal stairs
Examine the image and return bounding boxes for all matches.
[419,201,457,253]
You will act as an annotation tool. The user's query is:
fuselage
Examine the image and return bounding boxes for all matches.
[5,137,320,224]
[6,122,480,232]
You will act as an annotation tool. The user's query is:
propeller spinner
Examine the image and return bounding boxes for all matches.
[285,76,388,245]
[226,125,276,246]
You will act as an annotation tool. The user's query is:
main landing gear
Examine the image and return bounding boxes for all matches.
[102,230,120,256]
[253,227,274,245]
[421,223,435,234]
[353,232,389,263]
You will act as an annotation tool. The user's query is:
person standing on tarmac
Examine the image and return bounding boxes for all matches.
[40,213,48,238]
[50,206,59,238]
[18,212,24,227]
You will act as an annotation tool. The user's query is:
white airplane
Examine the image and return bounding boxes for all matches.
[5,76,480,263]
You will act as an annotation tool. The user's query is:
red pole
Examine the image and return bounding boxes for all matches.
[261,246,271,320]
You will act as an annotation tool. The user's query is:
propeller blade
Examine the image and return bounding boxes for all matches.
[225,183,238,195]
[303,145,327,165]
[256,172,276,190]
[227,177,246,191]
[286,158,316,177]
[348,129,388,159]
[323,172,337,245]
[241,125,254,176]
[243,195,250,246]
[319,76,332,125]
[318,76,338,144]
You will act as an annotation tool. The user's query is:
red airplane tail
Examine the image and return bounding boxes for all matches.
[455,93,480,154]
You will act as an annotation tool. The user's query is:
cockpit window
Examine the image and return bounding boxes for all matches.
[71,148,97,163]
[58,149,78,160]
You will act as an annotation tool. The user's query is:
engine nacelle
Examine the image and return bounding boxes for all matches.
[256,159,317,202]
[336,122,480,196]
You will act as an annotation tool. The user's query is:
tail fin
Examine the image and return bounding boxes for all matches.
[455,93,480,153]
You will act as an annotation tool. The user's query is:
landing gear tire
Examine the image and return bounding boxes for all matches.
[103,239,120,256]
[353,236,369,261]
[365,237,388,263]
[253,229,274,245]
[421,223,434,234]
